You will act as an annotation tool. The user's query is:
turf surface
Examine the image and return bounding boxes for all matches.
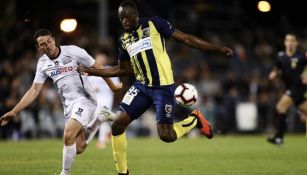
[0,135,306,175]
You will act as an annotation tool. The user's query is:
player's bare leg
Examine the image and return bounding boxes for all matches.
[298,101,307,115]
[157,110,213,143]
[74,106,116,154]
[61,119,83,175]
[111,111,132,175]
[298,101,307,137]
[268,94,294,145]
[75,130,87,154]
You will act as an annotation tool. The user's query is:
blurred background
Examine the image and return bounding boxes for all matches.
[1,0,307,140]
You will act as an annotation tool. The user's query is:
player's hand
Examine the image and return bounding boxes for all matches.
[111,82,123,93]
[220,47,233,57]
[77,65,89,76]
[269,71,278,80]
[0,111,16,126]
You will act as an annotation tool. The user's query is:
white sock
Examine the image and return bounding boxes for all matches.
[61,143,77,175]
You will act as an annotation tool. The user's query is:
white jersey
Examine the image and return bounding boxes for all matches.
[33,45,97,120]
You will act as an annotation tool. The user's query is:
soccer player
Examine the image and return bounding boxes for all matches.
[78,1,233,174]
[0,29,122,175]
[268,33,307,145]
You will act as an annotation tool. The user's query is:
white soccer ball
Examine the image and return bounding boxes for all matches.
[174,83,198,107]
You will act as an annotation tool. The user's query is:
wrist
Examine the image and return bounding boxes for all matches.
[11,109,18,115]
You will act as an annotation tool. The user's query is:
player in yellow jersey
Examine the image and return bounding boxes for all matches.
[78,0,233,174]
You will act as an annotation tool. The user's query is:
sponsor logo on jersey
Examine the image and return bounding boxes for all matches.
[142,27,150,37]
[127,37,152,57]
[62,56,73,65]
[50,66,73,77]
[291,57,298,69]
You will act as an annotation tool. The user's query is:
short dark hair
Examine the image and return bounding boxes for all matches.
[285,32,298,38]
[119,0,138,11]
[33,29,54,45]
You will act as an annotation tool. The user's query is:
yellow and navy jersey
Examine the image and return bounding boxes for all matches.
[118,16,175,87]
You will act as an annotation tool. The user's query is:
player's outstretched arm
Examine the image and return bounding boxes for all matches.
[91,62,123,92]
[0,83,43,126]
[78,60,132,78]
[170,29,233,57]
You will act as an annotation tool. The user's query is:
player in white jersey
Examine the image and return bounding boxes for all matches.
[88,51,120,149]
[0,29,122,175]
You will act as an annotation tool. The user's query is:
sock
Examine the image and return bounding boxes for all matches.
[112,132,128,174]
[85,115,102,144]
[61,143,77,175]
[173,116,198,139]
[275,113,286,139]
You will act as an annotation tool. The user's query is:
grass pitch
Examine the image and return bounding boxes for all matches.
[0,135,306,175]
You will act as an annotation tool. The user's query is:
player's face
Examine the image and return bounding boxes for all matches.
[36,35,57,57]
[284,34,298,51]
[118,6,138,32]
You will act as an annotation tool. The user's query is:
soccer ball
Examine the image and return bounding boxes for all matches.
[174,83,198,107]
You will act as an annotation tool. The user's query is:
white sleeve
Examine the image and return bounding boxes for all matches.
[71,46,95,68]
[33,61,47,84]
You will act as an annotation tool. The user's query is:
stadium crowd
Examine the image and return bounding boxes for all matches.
[1,0,306,140]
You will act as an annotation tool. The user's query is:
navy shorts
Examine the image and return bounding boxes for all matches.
[286,88,307,105]
[119,82,176,124]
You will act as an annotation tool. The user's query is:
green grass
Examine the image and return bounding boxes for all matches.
[0,135,306,175]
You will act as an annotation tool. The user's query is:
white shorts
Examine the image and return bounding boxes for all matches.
[65,100,97,127]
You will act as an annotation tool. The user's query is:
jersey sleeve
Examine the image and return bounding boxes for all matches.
[151,16,175,38]
[71,45,95,67]
[118,40,130,61]
[33,60,48,84]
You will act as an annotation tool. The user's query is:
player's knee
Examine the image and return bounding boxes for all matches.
[76,143,87,154]
[63,130,76,145]
[158,130,176,143]
[111,122,125,136]
[276,103,287,114]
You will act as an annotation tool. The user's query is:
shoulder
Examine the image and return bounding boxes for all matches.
[61,45,83,52]
[37,54,48,65]
[149,16,172,26]
[36,55,49,69]
[149,16,165,22]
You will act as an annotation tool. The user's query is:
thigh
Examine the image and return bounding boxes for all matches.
[64,118,83,138]
[69,101,96,127]
[276,94,294,113]
[152,85,176,124]
[119,84,152,120]
[298,101,307,115]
